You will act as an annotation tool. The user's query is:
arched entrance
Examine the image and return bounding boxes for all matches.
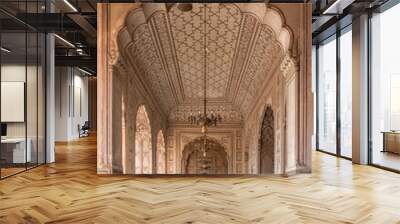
[135,105,152,174]
[182,137,228,174]
[259,105,274,174]
[156,130,166,174]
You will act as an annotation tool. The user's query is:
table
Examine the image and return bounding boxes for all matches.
[1,138,31,164]
[382,131,400,154]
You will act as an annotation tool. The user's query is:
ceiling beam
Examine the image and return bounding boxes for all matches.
[322,0,355,14]
[14,13,82,32]
[55,55,96,72]
[67,13,97,38]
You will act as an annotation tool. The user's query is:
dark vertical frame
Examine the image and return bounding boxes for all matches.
[44,0,48,164]
[0,20,2,179]
[315,45,320,151]
[36,0,39,167]
[24,0,28,171]
[72,68,75,118]
[367,11,373,165]
[336,28,341,157]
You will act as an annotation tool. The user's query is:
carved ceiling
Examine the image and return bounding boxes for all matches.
[117,3,293,118]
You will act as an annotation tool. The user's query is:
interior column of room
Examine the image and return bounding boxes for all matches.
[352,14,369,164]
[46,0,56,164]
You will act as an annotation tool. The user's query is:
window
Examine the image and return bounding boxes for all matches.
[370,3,400,171]
[317,35,337,154]
[339,27,352,158]
[315,25,353,159]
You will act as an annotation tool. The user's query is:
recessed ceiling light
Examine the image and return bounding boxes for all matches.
[63,0,78,12]
[1,47,11,53]
[77,67,93,76]
[54,34,75,48]
[322,0,355,15]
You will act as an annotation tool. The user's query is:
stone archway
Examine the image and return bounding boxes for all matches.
[259,105,274,174]
[135,105,152,174]
[182,137,228,175]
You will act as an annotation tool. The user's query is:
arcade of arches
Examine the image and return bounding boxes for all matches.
[97,3,313,175]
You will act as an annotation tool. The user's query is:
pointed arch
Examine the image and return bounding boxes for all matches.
[182,137,228,174]
[135,105,152,174]
[156,130,166,174]
[259,105,274,174]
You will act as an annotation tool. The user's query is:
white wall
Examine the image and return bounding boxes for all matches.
[1,63,46,163]
[1,65,26,137]
[55,67,89,141]
[1,64,39,138]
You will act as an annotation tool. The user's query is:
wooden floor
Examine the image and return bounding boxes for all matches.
[372,150,400,171]
[1,136,400,223]
[0,167,26,178]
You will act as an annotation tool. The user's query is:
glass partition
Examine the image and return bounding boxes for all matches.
[370,3,400,171]
[0,1,46,179]
[317,35,337,155]
[1,31,28,177]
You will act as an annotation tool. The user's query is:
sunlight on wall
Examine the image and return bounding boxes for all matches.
[135,105,152,174]
[156,130,166,174]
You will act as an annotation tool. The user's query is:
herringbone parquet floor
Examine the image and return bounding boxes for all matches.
[1,135,400,224]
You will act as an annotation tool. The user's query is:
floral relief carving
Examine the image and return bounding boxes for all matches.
[236,25,282,116]
[119,3,293,118]
[227,15,258,98]
[280,55,297,79]
[108,40,119,66]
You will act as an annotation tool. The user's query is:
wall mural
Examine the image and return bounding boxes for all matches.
[97,3,313,176]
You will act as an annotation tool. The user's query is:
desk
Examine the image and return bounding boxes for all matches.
[382,132,400,154]
[1,138,31,163]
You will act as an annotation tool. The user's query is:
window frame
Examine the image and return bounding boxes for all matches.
[315,24,353,160]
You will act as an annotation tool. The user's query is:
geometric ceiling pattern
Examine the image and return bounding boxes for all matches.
[117,3,293,117]
[169,4,241,99]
